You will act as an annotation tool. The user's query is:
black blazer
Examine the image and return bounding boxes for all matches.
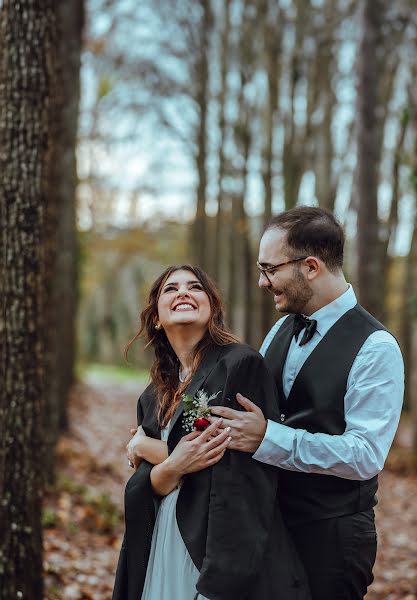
[113,343,311,600]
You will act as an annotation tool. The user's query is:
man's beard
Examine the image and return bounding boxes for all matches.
[271,267,313,314]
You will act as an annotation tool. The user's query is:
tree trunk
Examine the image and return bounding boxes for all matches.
[407,218,417,452]
[259,0,283,340]
[355,0,386,318]
[228,0,257,342]
[0,1,58,597]
[282,0,308,210]
[191,1,212,269]
[50,0,84,425]
[213,0,231,283]
[382,106,410,322]
[406,124,417,453]
[313,2,337,212]
[42,0,83,483]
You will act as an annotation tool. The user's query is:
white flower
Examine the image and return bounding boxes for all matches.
[182,389,222,432]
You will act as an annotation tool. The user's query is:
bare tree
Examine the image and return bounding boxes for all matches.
[191,0,213,269]
[354,0,387,317]
[213,0,232,284]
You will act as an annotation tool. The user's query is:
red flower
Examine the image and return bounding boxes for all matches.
[194,417,210,431]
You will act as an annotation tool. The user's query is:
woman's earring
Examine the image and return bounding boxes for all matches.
[155,322,162,330]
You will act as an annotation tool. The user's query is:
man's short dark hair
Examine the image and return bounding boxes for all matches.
[266,206,344,271]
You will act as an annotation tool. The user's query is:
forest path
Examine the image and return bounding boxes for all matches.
[44,381,417,600]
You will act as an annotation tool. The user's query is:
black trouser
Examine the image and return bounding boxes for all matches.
[288,510,377,600]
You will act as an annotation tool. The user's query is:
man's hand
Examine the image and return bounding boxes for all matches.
[209,393,267,453]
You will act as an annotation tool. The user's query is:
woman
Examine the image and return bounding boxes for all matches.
[113,265,311,600]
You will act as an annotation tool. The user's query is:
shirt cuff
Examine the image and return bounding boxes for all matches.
[252,419,296,467]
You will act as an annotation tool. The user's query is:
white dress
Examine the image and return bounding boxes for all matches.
[141,427,208,600]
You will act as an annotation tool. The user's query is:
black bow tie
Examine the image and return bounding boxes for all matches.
[292,314,317,346]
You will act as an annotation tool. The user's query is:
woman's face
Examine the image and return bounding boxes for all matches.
[157,269,211,334]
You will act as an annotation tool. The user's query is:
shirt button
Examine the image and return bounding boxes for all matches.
[280,414,285,422]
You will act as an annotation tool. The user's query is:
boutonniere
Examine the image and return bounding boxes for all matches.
[182,389,222,432]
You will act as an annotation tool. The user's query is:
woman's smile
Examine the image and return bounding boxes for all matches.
[172,302,197,312]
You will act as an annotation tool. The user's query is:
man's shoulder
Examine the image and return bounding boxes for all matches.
[352,304,387,330]
[360,329,403,360]
[352,305,401,351]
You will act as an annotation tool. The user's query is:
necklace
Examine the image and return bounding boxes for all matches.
[179,367,191,383]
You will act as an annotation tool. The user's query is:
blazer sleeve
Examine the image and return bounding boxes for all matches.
[137,395,144,426]
[112,534,128,600]
[196,352,281,600]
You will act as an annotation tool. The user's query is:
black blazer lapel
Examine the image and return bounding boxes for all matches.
[167,372,206,435]
[138,384,161,439]
[167,344,223,447]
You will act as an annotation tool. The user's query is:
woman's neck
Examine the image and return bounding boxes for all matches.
[165,326,206,372]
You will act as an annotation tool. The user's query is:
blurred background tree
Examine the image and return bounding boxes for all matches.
[77,0,417,424]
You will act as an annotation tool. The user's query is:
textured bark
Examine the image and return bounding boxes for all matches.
[0,1,58,597]
[355,0,386,318]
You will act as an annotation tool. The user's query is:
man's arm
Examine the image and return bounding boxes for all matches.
[212,337,404,481]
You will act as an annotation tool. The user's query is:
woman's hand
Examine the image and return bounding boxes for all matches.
[150,418,232,496]
[166,418,231,476]
[126,426,146,469]
[126,426,168,469]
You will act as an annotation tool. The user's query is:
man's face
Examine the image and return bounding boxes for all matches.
[257,228,313,314]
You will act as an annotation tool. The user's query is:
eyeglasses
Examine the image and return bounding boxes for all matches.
[256,256,308,282]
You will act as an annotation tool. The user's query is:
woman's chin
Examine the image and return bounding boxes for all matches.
[169,317,207,329]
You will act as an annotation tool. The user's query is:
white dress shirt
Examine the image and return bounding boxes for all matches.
[253,285,404,481]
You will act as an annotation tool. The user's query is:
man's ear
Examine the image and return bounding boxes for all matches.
[304,257,320,280]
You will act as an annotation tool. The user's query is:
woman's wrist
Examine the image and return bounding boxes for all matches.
[140,438,169,465]
[164,454,184,478]
[150,458,182,496]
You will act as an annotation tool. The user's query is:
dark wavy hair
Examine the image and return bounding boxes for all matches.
[266,206,344,271]
[126,265,238,427]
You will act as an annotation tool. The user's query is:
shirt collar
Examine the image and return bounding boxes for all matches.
[307,284,356,337]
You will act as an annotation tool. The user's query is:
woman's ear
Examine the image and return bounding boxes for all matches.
[155,321,162,330]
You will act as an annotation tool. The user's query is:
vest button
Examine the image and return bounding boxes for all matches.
[280,414,285,422]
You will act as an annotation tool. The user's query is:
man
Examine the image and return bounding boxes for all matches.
[211,206,404,600]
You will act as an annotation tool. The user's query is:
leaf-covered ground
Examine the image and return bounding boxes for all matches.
[43,382,417,599]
